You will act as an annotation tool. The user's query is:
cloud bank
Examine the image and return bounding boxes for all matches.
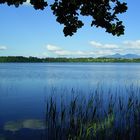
[45,44,116,57]
[44,40,140,57]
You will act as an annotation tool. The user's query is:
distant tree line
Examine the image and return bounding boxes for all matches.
[0,56,140,63]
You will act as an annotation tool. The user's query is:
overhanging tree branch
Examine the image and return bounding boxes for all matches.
[0,0,127,37]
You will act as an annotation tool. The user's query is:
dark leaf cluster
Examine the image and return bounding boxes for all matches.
[0,0,47,9]
[0,0,127,36]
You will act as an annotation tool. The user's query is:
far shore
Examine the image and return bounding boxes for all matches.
[0,56,140,63]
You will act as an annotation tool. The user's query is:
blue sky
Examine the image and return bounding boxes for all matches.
[0,0,140,58]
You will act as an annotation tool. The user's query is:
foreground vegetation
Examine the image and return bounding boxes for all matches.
[45,86,140,140]
[0,56,140,63]
[2,85,140,140]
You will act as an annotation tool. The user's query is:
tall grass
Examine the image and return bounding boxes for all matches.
[45,85,140,140]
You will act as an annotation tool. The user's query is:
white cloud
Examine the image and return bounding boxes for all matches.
[90,41,119,49]
[0,46,7,50]
[23,0,31,5]
[123,40,140,48]
[90,41,102,48]
[47,44,62,51]
[45,44,115,57]
[104,44,118,49]
[44,39,140,58]
[90,40,140,55]
[46,44,88,57]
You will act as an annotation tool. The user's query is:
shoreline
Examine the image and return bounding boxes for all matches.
[0,56,140,63]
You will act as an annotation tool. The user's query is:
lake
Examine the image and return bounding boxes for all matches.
[0,63,140,140]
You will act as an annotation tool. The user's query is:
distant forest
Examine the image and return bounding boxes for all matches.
[0,56,140,63]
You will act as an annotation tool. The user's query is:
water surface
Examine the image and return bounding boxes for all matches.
[0,63,140,139]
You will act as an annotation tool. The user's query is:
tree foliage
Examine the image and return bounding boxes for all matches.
[0,0,127,36]
[1,56,140,63]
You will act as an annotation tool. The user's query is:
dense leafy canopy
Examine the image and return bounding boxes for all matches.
[0,0,127,36]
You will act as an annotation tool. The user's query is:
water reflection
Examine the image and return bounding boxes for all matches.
[4,119,45,132]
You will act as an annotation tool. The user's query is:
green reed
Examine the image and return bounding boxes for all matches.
[45,85,140,140]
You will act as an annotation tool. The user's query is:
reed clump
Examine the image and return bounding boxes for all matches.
[45,85,140,140]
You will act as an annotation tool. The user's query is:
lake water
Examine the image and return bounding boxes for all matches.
[0,63,140,140]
